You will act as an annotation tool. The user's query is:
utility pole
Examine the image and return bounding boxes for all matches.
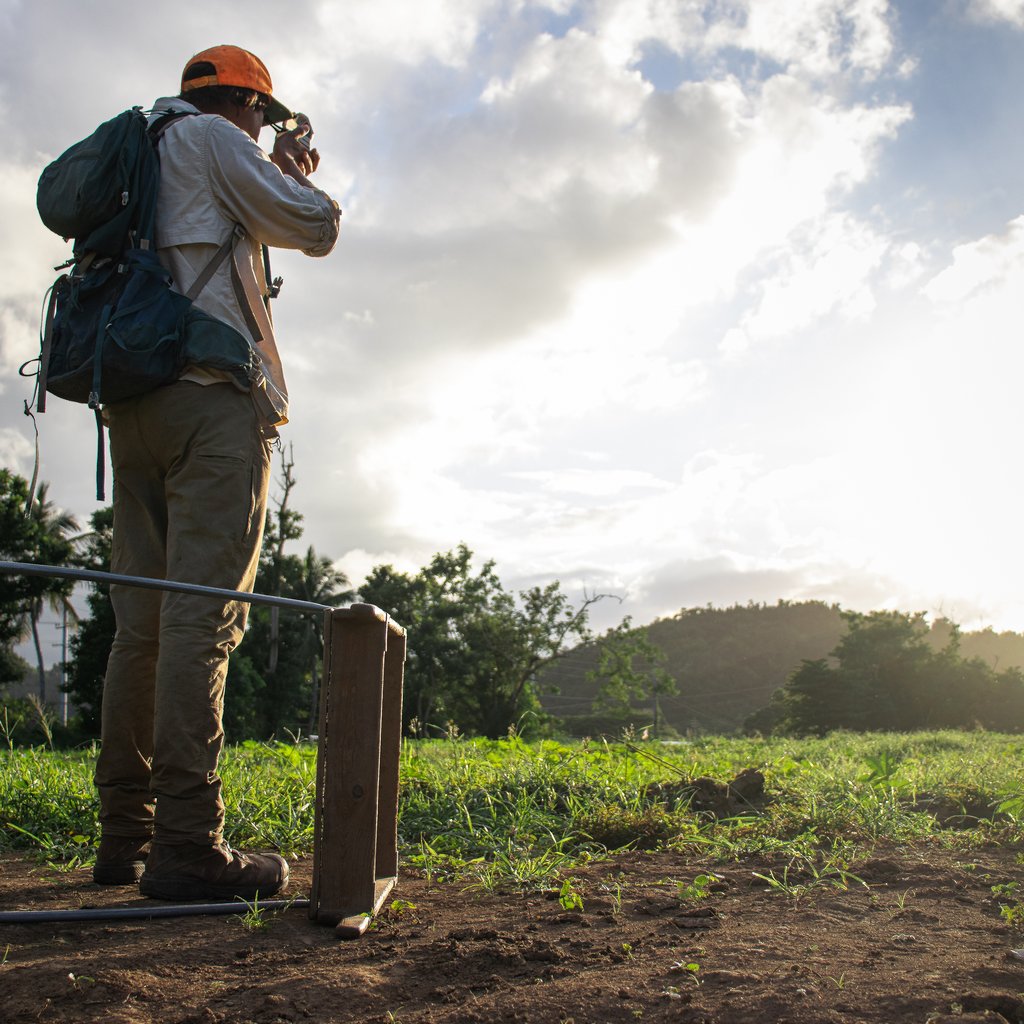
[49,608,71,726]
[60,604,69,726]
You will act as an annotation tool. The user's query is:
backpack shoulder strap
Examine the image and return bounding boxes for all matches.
[133,110,199,249]
[147,109,196,143]
[145,109,232,303]
[184,228,239,302]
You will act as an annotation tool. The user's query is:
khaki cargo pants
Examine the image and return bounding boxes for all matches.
[95,380,272,845]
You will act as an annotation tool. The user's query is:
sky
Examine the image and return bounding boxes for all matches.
[1,0,1024,653]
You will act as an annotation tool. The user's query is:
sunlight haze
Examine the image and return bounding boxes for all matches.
[1,0,1022,637]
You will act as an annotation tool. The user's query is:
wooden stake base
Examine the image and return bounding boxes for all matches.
[332,877,398,939]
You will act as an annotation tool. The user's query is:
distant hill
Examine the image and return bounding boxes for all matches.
[936,621,1024,673]
[540,602,1024,736]
[2,664,66,707]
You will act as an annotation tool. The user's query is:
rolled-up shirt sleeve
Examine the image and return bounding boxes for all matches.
[205,117,340,257]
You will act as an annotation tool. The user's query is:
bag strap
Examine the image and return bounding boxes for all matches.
[220,224,265,343]
[137,110,197,249]
[142,109,237,303]
[94,409,106,502]
[184,229,239,302]
[35,276,64,413]
[148,109,193,141]
[88,298,115,500]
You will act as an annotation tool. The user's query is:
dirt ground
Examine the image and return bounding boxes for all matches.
[2,843,1024,1023]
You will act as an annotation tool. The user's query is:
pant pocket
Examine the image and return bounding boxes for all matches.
[245,459,259,541]
[244,436,273,543]
[193,452,251,541]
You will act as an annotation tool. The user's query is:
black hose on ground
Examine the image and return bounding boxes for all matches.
[0,898,310,923]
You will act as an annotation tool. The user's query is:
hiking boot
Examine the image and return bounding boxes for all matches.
[139,842,289,902]
[93,835,151,885]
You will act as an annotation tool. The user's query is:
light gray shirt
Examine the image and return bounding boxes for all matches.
[149,96,340,425]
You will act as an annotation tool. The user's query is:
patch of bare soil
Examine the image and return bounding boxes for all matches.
[2,843,1024,1023]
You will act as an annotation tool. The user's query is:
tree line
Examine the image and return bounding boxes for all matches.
[7,457,1024,744]
[747,610,1024,735]
[0,462,669,744]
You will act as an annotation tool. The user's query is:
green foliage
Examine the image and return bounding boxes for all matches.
[549,603,1024,737]
[678,873,718,901]
[576,801,680,849]
[859,750,909,791]
[992,882,1024,930]
[64,507,115,735]
[0,697,59,748]
[752,856,866,899]
[771,611,1024,735]
[0,648,30,692]
[0,470,78,692]
[558,877,584,911]
[588,616,678,735]
[673,962,702,986]
[235,894,271,931]
[945,620,1024,673]
[359,544,596,738]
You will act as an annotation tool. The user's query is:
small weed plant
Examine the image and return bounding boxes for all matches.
[236,895,270,932]
[992,882,1024,930]
[558,878,584,911]
[891,888,915,913]
[670,961,702,986]
[677,873,719,902]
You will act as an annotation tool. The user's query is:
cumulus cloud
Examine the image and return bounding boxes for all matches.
[582,0,896,79]
[0,162,71,378]
[316,0,498,69]
[285,36,909,419]
[0,427,34,471]
[964,0,1024,27]
[703,0,895,77]
[739,213,889,342]
[921,215,1024,303]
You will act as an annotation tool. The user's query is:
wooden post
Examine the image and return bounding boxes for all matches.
[310,603,406,938]
[376,627,406,881]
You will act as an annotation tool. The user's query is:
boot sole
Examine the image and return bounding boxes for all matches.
[139,872,288,902]
[93,862,146,885]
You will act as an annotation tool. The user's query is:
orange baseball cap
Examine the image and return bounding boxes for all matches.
[181,45,292,125]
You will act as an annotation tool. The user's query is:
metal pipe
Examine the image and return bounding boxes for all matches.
[0,561,330,615]
[0,898,310,924]
[0,561,336,928]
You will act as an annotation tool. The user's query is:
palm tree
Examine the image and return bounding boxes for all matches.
[21,482,80,702]
[296,546,352,734]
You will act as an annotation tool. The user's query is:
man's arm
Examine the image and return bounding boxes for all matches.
[206,118,341,256]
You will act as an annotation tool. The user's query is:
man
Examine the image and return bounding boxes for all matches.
[91,45,341,901]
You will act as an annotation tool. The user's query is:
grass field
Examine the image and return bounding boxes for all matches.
[2,730,1023,886]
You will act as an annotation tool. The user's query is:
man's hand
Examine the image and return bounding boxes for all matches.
[271,124,320,187]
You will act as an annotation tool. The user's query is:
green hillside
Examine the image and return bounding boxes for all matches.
[541,602,1024,736]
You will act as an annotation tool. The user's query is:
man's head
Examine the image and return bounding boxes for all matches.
[180,45,291,141]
